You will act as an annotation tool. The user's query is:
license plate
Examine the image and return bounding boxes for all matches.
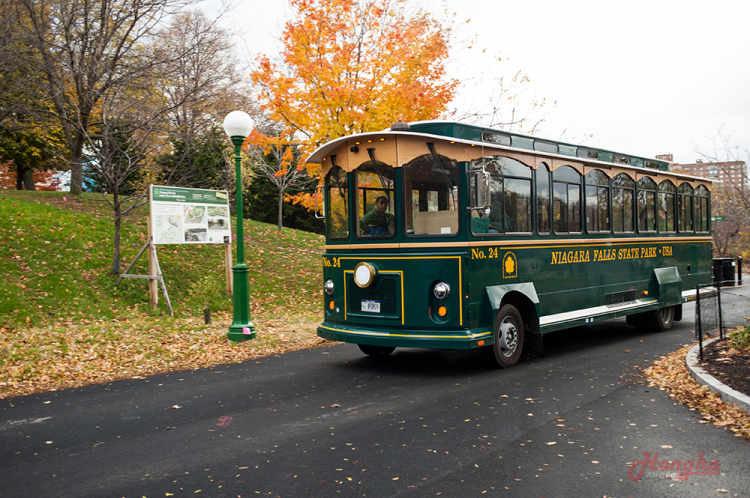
[361,299,380,313]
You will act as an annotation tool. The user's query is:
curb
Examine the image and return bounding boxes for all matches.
[686,338,750,414]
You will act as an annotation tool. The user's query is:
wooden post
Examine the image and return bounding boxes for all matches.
[225,241,233,296]
[148,217,158,308]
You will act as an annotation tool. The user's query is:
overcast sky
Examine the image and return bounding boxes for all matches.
[208,0,750,165]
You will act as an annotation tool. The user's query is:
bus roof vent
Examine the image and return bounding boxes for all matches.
[390,120,410,131]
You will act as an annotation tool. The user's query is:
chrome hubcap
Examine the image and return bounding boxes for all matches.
[498,317,518,357]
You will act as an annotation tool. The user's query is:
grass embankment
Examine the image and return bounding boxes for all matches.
[0,191,326,398]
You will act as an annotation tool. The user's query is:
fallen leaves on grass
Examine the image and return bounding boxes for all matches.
[0,313,332,399]
[645,343,750,440]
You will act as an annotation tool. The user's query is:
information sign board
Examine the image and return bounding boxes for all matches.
[150,185,232,245]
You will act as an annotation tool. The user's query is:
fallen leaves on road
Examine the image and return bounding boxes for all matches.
[645,343,750,440]
[1,313,332,399]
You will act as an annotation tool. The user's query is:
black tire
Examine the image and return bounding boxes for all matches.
[358,344,395,357]
[482,304,524,368]
[627,306,674,332]
[654,306,674,331]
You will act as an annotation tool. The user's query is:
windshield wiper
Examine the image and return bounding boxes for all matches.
[366,148,390,200]
[426,142,456,208]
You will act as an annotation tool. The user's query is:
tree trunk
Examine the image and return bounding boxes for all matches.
[22,169,36,190]
[15,165,25,190]
[69,131,85,195]
[15,164,33,190]
[113,193,121,274]
[277,190,284,230]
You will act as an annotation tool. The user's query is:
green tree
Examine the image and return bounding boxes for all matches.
[244,171,324,234]
[14,0,195,195]
[0,122,65,190]
[155,127,231,191]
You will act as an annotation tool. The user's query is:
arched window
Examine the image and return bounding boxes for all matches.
[553,166,581,234]
[637,177,656,232]
[326,165,349,240]
[536,163,551,235]
[356,160,395,238]
[658,181,676,233]
[678,183,694,233]
[404,153,459,236]
[695,185,710,233]
[585,170,610,233]
[469,156,532,234]
[612,173,635,233]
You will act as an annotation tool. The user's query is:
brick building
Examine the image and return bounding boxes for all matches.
[671,160,747,188]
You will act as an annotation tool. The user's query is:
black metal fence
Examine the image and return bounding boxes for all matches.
[695,284,750,361]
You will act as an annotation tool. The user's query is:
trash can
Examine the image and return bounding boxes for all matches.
[713,257,735,287]
[723,258,736,287]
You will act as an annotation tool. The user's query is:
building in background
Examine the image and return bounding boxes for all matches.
[671,160,747,189]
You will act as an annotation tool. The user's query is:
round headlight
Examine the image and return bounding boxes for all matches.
[354,262,377,288]
[324,279,335,295]
[434,281,451,300]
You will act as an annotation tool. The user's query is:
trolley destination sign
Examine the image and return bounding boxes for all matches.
[469,244,675,265]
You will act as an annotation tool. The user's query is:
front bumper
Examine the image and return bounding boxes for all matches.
[317,321,492,350]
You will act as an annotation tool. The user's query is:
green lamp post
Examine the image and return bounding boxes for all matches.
[223,110,256,342]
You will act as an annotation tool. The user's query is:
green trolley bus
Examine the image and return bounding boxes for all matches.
[308,121,712,367]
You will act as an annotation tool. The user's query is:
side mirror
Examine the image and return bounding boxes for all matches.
[468,169,491,217]
[314,185,324,219]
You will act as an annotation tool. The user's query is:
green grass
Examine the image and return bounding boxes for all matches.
[0,190,324,330]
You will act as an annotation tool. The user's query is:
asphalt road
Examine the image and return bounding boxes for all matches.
[2,300,750,497]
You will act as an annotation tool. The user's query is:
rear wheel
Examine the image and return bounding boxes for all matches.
[358,344,395,357]
[482,304,524,368]
[655,306,675,331]
[627,306,675,331]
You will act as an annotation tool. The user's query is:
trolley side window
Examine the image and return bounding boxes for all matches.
[678,183,694,233]
[658,180,676,233]
[404,153,459,236]
[536,163,551,235]
[695,185,710,233]
[469,156,531,234]
[612,173,635,233]
[585,169,610,233]
[553,166,581,234]
[326,166,349,240]
[637,177,656,233]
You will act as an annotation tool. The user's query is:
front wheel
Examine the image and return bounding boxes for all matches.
[482,304,524,368]
[358,344,395,357]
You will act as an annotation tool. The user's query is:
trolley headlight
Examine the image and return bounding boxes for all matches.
[324,278,335,295]
[354,262,377,288]
[433,281,451,300]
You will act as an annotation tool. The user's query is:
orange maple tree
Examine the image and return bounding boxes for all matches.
[251,0,458,170]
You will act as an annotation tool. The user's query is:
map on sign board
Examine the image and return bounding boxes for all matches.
[150,185,232,245]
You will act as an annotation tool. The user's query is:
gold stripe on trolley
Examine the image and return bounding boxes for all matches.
[325,236,712,251]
